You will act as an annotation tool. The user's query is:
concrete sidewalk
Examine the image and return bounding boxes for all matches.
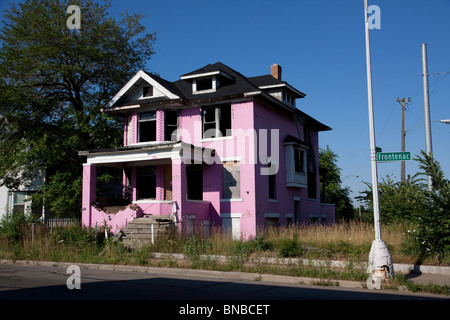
[406,273,450,286]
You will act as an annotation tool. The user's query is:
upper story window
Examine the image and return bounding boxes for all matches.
[282,91,296,106]
[202,104,231,139]
[138,111,156,142]
[143,86,153,97]
[284,135,309,189]
[165,109,179,141]
[294,148,305,173]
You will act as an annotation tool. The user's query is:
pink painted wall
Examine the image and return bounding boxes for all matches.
[252,101,327,227]
[81,164,96,229]
[90,205,143,234]
[133,201,173,216]
[83,99,334,238]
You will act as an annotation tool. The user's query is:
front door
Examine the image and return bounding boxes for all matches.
[164,165,172,200]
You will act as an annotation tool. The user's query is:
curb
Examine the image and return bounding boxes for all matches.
[0,259,365,290]
[2,256,449,291]
[151,252,450,276]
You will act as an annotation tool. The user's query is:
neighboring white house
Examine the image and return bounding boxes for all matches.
[0,115,46,221]
[0,169,45,221]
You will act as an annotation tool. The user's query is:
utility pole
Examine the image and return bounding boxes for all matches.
[397,97,411,183]
[422,43,433,191]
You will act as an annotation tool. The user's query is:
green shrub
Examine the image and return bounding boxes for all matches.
[278,239,303,257]
[183,236,202,262]
[51,224,104,246]
[0,210,36,243]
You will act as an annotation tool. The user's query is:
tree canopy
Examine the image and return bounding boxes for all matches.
[0,0,156,217]
[319,145,354,221]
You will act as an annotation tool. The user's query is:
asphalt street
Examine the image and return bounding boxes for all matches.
[0,263,446,301]
[1,262,448,319]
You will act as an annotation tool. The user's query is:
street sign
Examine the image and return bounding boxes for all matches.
[377,152,411,162]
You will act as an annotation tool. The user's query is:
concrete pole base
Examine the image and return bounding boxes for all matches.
[366,240,394,289]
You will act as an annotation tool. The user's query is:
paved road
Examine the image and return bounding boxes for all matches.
[0,263,446,302]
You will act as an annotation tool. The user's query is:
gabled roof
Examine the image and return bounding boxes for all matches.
[249,74,306,98]
[173,62,261,101]
[103,62,331,131]
[105,70,184,110]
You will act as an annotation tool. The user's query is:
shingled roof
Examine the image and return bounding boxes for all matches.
[104,62,330,131]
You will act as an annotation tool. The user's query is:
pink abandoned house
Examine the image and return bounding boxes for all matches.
[79,62,335,239]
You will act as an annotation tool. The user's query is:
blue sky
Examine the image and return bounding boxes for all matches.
[2,0,450,205]
[113,0,450,204]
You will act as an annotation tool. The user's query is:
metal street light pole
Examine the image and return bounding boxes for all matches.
[422,43,433,191]
[363,0,393,289]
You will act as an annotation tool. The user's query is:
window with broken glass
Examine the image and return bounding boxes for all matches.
[138,111,156,142]
[202,104,231,139]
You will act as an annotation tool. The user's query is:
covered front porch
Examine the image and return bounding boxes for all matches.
[79,141,217,235]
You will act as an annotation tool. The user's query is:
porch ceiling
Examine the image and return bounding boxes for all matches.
[78,141,216,168]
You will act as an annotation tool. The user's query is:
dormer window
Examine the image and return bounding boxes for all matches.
[282,91,296,106]
[193,77,217,94]
[180,69,234,95]
[196,78,213,91]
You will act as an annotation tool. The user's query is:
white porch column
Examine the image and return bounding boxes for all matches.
[171,157,186,232]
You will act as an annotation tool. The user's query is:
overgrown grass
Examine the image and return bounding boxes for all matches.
[1,219,449,295]
[1,220,448,264]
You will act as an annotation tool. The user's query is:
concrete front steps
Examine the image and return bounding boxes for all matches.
[121,215,176,248]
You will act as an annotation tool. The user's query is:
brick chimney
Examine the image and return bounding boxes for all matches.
[271,63,282,80]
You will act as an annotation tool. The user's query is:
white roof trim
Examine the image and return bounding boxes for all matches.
[106,70,180,109]
[259,83,305,97]
[180,70,234,80]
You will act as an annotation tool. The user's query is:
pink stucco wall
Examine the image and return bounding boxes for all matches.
[82,99,334,238]
[90,205,143,234]
[252,101,323,226]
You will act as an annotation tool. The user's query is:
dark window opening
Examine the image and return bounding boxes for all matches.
[294,200,300,224]
[294,148,305,173]
[186,165,203,200]
[308,172,317,199]
[265,217,278,227]
[202,104,231,138]
[196,78,213,91]
[143,86,153,97]
[137,166,156,200]
[165,110,179,141]
[268,169,276,200]
[139,112,156,142]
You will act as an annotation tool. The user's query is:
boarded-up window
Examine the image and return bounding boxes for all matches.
[222,161,240,199]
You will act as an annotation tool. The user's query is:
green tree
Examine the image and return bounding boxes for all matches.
[319,146,354,221]
[410,151,450,259]
[360,174,426,224]
[0,0,156,217]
